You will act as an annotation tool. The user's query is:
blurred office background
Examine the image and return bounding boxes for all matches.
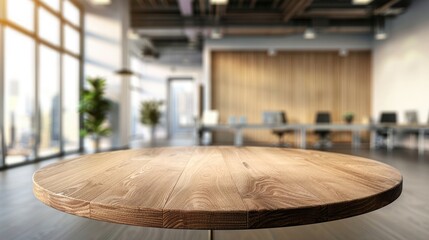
[2,1,429,169]
[1,0,429,239]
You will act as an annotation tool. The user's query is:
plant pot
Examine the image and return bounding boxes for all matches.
[93,137,101,153]
[150,126,156,145]
[344,117,354,124]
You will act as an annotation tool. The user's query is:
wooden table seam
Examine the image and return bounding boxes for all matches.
[247,147,330,205]
[160,147,196,228]
[218,147,251,228]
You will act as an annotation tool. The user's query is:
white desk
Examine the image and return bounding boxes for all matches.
[371,124,429,155]
[198,123,369,149]
[197,123,429,154]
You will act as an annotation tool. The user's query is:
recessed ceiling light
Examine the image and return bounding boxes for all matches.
[374,17,388,40]
[211,28,223,39]
[339,49,349,57]
[91,0,111,5]
[303,28,316,40]
[267,49,277,57]
[375,32,387,40]
[210,0,229,5]
[128,30,139,40]
[353,0,373,5]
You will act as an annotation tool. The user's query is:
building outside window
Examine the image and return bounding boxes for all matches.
[0,0,83,167]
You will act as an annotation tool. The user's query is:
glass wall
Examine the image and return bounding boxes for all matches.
[38,45,60,157]
[4,28,36,165]
[0,0,83,167]
[62,55,80,151]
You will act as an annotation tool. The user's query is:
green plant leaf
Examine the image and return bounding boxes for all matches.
[79,77,111,140]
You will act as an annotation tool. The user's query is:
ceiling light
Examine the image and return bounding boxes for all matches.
[128,30,139,40]
[375,32,387,40]
[267,49,277,57]
[91,0,111,5]
[115,68,135,77]
[339,49,349,57]
[304,28,316,40]
[352,0,373,5]
[211,28,223,39]
[374,17,388,40]
[210,0,229,5]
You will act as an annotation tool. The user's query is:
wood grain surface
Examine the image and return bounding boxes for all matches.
[33,147,402,230]
[211,51,371,144]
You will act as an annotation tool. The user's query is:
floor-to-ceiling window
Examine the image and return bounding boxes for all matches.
[0,0,82,168]
[3,27,36,165]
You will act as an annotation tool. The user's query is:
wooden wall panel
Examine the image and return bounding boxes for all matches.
[211,51,372,144]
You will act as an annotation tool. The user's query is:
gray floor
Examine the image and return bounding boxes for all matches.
[1,142,429,240]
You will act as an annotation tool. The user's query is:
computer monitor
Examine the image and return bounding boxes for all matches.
[262,111,284,124]
[380,112,397,124]
[405,111,418,124]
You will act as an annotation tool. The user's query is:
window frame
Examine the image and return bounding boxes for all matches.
[0,0,84,169]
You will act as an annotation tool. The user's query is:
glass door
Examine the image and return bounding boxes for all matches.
[168,79,195,139]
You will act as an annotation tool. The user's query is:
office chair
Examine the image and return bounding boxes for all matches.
[405,111,418,124]
[404,111,419,146]
[375,112,397,148]
[198,110,220,145]
[271,112,293,147]
[314,112,332,148]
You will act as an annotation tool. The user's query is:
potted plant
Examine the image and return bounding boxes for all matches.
[79,77,111,152]
[343,112,355,124]
[140,100,163,143]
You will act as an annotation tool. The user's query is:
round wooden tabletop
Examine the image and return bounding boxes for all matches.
[33,147,402,230]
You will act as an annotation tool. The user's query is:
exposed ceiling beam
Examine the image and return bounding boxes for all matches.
[282,0,313,22]
[136,0,145,8]
[178,0,198,43]
[374,0,401,15]
[250,0,257,9]
[299,8,370,19]
[178,0,193,16]
[272,0,280,9]
[147,0,157,7]
[199,0,206,16]
[129,0,411,41]
[238,0,244,8]
[131,16,372,28]
[214,3,228,22]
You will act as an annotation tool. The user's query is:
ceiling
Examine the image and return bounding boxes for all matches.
[130,0,411,58]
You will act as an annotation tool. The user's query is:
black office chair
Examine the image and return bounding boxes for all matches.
[314,112,332,148]
[271,112,293,147]
[376,112,397,148]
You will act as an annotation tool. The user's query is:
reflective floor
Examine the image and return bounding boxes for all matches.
[1,141,428,240]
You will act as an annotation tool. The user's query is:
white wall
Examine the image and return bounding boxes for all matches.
[82,1,203,146]
[373,0,429,124]
[130,59,202,143]
[83,0,129,150]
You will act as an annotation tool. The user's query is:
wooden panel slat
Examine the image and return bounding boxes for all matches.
[211,51,372,144]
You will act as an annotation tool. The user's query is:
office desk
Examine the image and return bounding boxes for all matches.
[33,147,402,239]
[198,123,370,148]
[370,124,429,155]
[198,123,429,154]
